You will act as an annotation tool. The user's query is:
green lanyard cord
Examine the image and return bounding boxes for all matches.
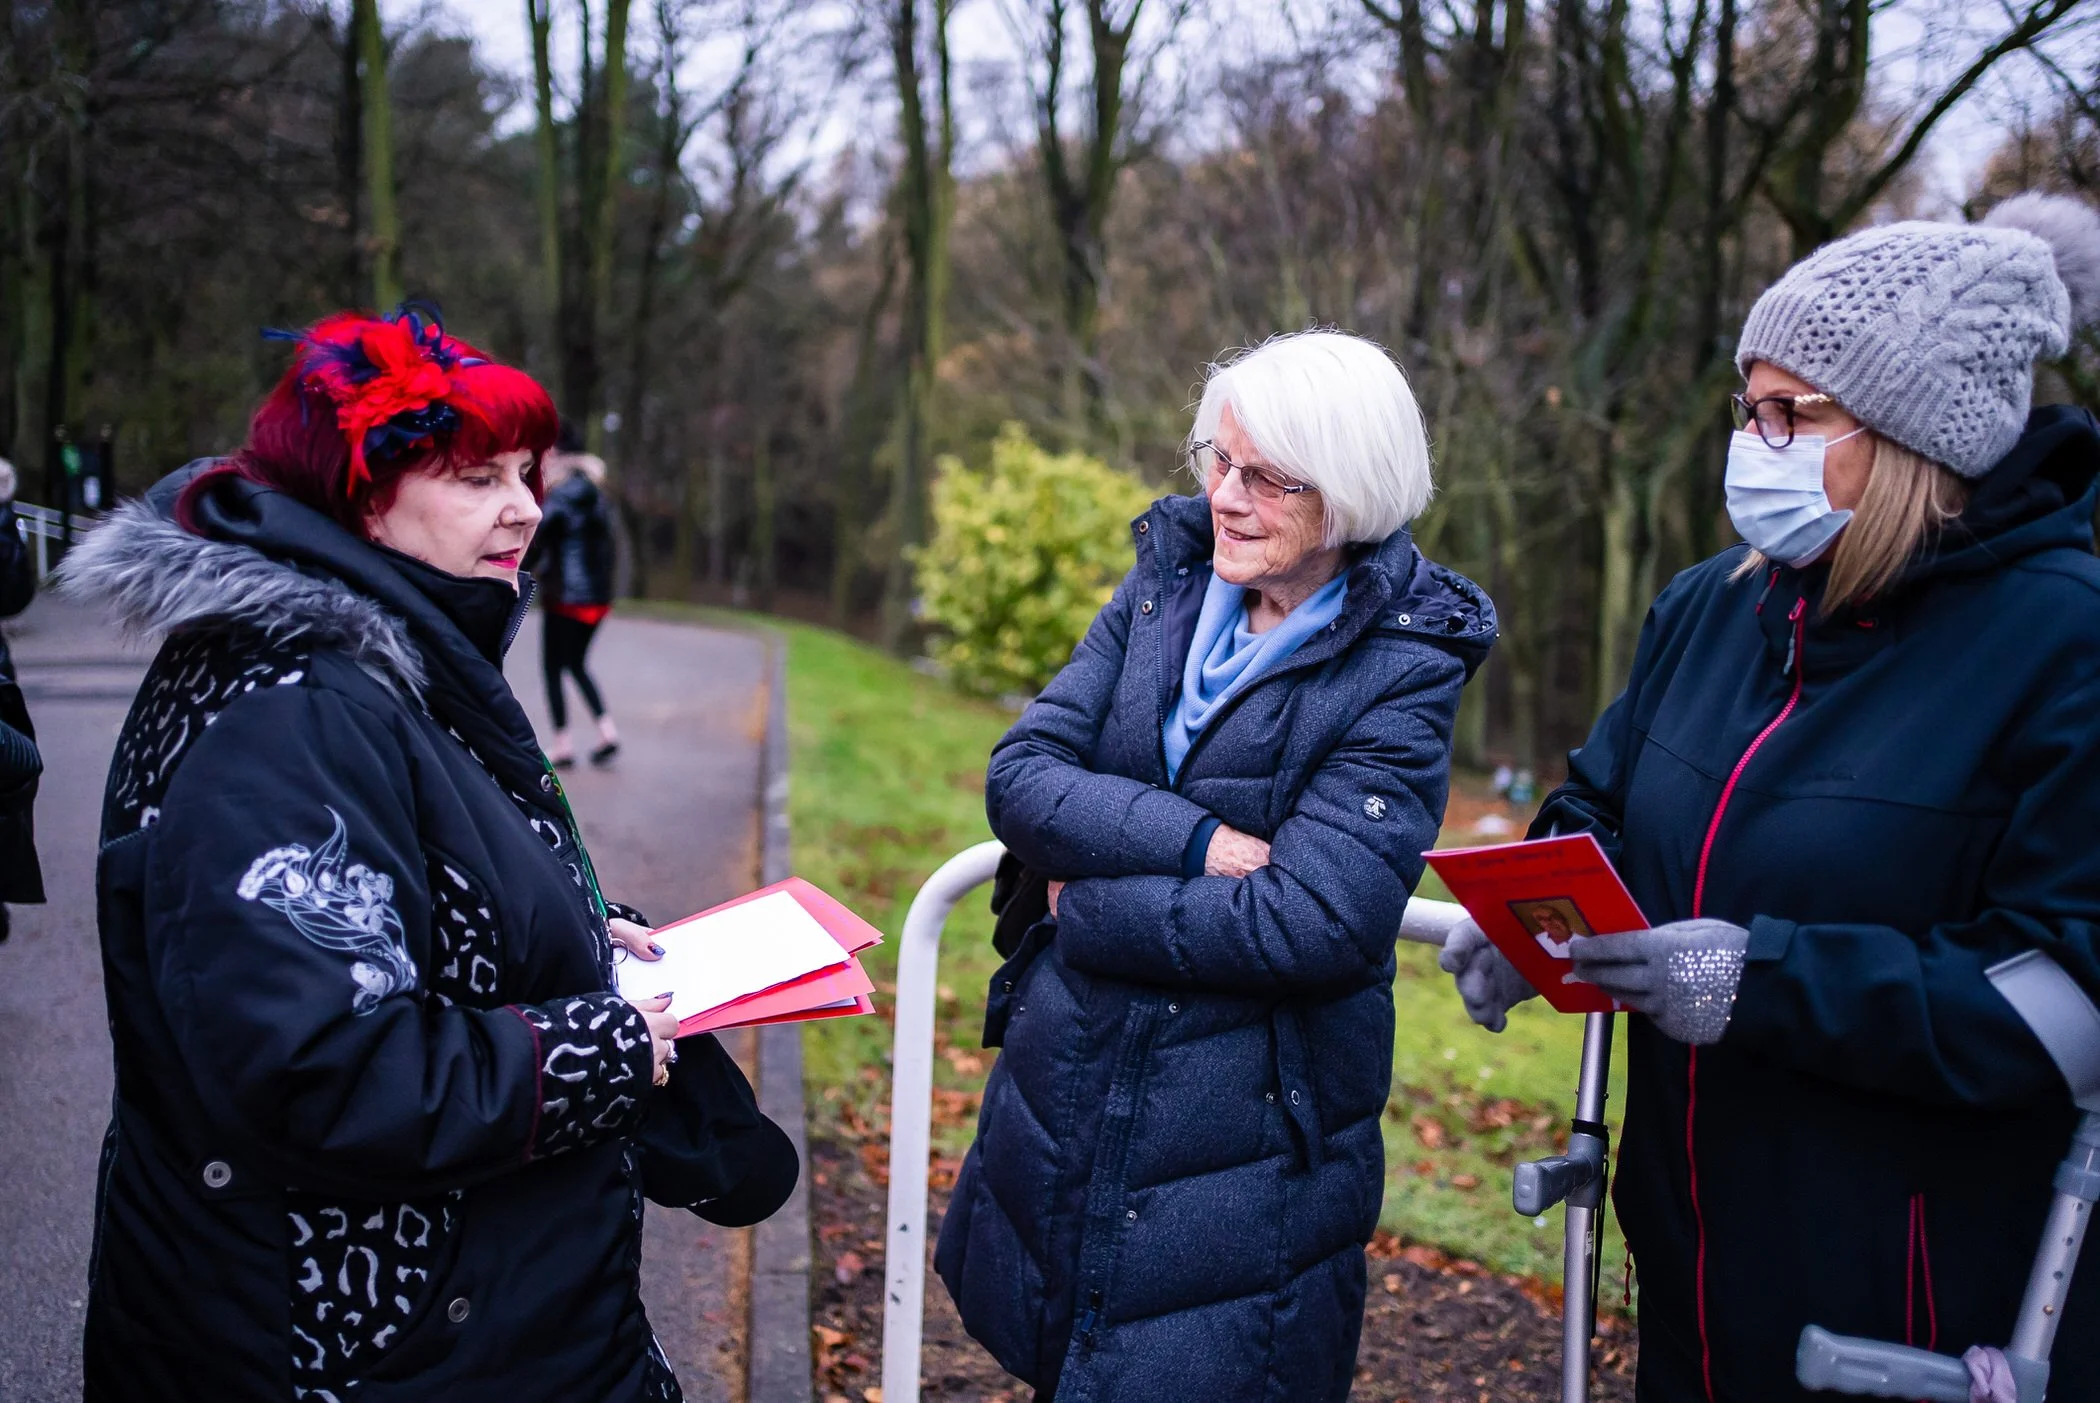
[541,759,611,925]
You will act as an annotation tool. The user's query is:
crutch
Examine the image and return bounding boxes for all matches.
[1502,1011,1617,1403]
[1402,900,1620,1403]
[1794,948,2100,1402]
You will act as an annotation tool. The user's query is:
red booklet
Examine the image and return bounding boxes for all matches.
[613,876,883,1037]
[1421,834,1646,1014]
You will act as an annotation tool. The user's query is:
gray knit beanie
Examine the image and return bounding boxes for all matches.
[1736,192,2100,478]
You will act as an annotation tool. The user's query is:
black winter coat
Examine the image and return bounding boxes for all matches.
[63,472,792,1402]
[938,493,1495,1402]
[1535,407,2100,1401]
[526,472,616,609]
[0,496,42,903]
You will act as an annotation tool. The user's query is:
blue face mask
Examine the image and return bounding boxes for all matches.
[1723,427,1866,568]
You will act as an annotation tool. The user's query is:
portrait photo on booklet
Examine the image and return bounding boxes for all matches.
[1506,896,1593,959]
[1422,834,1640,1014]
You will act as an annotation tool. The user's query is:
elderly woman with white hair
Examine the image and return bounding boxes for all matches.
[935,330,1497,1401]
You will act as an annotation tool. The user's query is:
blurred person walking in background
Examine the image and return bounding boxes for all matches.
[937,331,1497,1401]
[0,454,43,936]
[527,419,620,768]
[1442,194,2100,1400]
[60,309,793,1402]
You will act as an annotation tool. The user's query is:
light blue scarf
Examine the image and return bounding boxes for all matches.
[1163,568,1350,782]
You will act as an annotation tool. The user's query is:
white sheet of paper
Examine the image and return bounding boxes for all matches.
[613,889,848,1023]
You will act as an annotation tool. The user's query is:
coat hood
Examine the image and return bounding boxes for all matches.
[1907,403,2100,587]
[1143,491,1498,676]
[58,464,427,695]
[61,465,553,812]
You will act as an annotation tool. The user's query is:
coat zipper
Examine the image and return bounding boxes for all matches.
[1685,595,1806,1403]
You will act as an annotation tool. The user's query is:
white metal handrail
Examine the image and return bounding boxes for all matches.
[878,841,1469,1403]
[13,501,97,580]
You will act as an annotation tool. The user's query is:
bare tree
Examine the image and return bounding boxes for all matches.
[1015,0,1189,424]
[880,0,956,648]
[352,0,400,308]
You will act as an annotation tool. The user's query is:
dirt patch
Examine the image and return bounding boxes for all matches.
[807,1134,1635,1403]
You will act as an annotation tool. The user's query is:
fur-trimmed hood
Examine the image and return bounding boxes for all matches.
[59,496,427,696]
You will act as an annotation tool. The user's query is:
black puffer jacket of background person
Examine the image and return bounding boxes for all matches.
[0,493,42,904]
[1533,407,2100,1401]
[60,468,793,1403]
[938,492,1495,1403]
[525,470,616,609]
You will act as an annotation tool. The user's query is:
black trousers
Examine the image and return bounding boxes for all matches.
[542,611,606,728]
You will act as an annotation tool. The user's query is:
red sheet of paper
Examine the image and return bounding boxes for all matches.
[644,876,885,1037]
[679,957,876,1035]
[729,992,876,1030]
[1421,833,1646,1014]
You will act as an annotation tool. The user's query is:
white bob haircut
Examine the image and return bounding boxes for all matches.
[1189,330,1434,547]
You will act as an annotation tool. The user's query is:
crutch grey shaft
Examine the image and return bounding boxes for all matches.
[1512,1011,1615,1403]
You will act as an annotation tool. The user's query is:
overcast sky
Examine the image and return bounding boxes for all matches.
[387,0,2090,216]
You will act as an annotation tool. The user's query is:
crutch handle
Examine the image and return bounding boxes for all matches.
[1794,1327,1972,1401]
[1513,1154,1592,1217]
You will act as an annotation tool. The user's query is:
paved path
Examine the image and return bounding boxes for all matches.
[0,592,771,1403]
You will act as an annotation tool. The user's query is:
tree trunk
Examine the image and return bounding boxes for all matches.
[590,0,633,358]
[559,0,632,449]
[1035,0,1135,424]
[336,6,364,305]
[881,0,955,650]
[561,1,602,429]
[751,416,776,611]
[528,0,562,365]
[353,0,400,309]
[57,89,92,434]
[12,165,53,472]
[1590,459,1639,718]
[707,427,728,589]
[831,235,903,627]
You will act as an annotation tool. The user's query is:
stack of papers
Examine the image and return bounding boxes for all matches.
[612,878,880,1036]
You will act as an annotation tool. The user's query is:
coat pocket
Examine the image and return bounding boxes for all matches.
[1270,1005,1323,1169]
[982,919,1055,1049]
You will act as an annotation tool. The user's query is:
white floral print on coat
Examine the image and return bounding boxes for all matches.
[238,807,417,1014]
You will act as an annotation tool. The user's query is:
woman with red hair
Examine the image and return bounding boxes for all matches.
[61,308,795,1401]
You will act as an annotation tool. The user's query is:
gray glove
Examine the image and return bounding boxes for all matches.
[1438,918,1539,1033]
[1567,919,1748,1045]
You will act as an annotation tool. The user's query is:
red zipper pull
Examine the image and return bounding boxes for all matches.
[1755,566,1781,615]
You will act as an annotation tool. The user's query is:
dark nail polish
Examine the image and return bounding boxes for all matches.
[655,991,674,1000]
[649,943,665,956]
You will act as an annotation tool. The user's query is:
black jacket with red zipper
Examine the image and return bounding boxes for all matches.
[1535,405,2100,1402]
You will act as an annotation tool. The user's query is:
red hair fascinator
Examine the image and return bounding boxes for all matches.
[265,304,492,495]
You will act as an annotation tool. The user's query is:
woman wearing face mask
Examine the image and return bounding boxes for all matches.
[61,309,795,1402]
[1441,194,2100,1401]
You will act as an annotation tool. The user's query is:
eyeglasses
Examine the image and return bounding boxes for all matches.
[1730,392,1839,450]
[1189,440,1316,503]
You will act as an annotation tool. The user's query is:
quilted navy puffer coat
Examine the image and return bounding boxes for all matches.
[936,492,1495,1402]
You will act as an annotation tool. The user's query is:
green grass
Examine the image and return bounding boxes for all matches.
[638,603,1627,1291]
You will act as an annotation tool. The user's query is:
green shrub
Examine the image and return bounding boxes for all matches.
[915,424,1160,699]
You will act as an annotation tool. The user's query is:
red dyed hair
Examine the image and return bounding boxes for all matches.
[180,308,558,535]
